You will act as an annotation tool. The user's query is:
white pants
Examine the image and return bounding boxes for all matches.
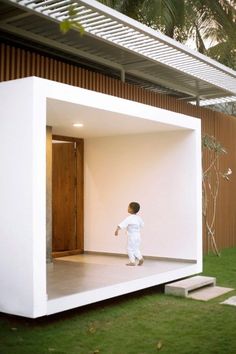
[127,233,142,263]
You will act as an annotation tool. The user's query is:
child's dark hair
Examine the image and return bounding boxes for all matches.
[129,202,140,214]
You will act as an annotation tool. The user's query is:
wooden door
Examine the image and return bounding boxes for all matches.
[52,138,84,256]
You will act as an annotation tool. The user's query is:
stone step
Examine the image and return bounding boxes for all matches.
[221,296,236,306]
[165,275,216,297]
[188,286,233,301]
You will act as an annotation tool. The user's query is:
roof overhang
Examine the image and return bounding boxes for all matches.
[0,0,236,102]
[195,96,236,107]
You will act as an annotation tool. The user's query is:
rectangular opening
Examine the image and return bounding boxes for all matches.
[0,77,201,317]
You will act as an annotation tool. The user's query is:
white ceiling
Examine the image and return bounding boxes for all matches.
[46,98,183,139]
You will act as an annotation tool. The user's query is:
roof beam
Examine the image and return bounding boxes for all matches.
[124,61,157,70]
[0,10,31,23]
[126,69,199,98]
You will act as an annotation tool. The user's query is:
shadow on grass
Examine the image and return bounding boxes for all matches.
[0,284,165,327]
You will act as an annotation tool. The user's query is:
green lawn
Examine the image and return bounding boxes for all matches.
[1,248,236,354]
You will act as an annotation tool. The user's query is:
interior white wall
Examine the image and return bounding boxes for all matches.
[84,130,200,260]
[0,78,47,318]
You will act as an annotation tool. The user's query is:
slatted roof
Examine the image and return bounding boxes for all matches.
[198,96,236,107]
[1,0,236,102]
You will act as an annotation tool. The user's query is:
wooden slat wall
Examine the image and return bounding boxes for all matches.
[1,42,236,253]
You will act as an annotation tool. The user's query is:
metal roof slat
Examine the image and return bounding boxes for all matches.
[70,6,91,15]
[79,16,109,26]
[81,17,114,25]
[125,38,156,49]
[145,44,177,56]
[48,6,91,19]
[125,38,155,49]
[164,54,194,64]
[160,58,190,67]
[151,47,179,56]
[152,52,189,62]
[153,60,200,75]
[175,62,214,71]
[106,27,155,47]
[18,0,41,5]
[101,27,131,37]
[29,0,67,12]
[164,63,204,73]
[33,0,62,10]
[199,96,236,106]
[18,0,70,19]
[104,28,136,41]
[3,0,236,98]
[139,45,170,56]
[166,57,208,68]
[72,11,102,22]
[47,7,74,19]
[115,34,148,46]
[33,0,70,11]
[175,64,210,73]
[127,40,157,50]
[46,4,82,17]
[94,24,125,35]
[0,21,124,72]
[87,20,119,32]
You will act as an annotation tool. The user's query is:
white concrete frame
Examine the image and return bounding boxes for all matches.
[0,77,202,318]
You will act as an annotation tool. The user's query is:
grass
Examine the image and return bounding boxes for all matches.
[1,248,236,354]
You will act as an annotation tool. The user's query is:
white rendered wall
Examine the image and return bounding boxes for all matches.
[0,77,201,318]
[84,130,200,260]
[0,78,47,317]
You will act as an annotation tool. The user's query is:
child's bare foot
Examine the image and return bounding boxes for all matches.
[138,258,144,266]
[126,262,136,266]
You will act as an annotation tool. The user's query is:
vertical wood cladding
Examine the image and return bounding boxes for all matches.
[1,42,235,253]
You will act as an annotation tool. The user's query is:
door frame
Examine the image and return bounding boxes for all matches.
[52,135,84,258]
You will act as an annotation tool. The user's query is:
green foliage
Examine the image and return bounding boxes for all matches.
[202,134,227,155]
[206,40,236,70]
[59,20,72,34]
[61,0,235,68]
[60,4,84,35]
[98,0,236,69]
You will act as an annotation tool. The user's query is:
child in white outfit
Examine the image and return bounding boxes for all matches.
[115,202,144,266]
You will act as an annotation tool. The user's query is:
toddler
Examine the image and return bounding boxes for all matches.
[115,202,144,266]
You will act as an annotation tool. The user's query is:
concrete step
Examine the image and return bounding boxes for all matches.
[165,275,216,297]
[221,296,236,306]
[188,285,233,301]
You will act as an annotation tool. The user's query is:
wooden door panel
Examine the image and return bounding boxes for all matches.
[52,142,76,252]
[76,139,84,251]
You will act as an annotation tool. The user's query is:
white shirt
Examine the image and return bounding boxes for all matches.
[119,214,144,236]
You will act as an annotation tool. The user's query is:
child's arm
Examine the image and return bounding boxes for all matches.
[115,226,121,236]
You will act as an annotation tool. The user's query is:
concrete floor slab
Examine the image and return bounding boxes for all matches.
[46,254,199,315]
[188,286,234,301]
[48,255,192,299]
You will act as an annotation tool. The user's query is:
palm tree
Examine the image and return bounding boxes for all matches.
[99,0,236,69]
[186,0,236,69]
